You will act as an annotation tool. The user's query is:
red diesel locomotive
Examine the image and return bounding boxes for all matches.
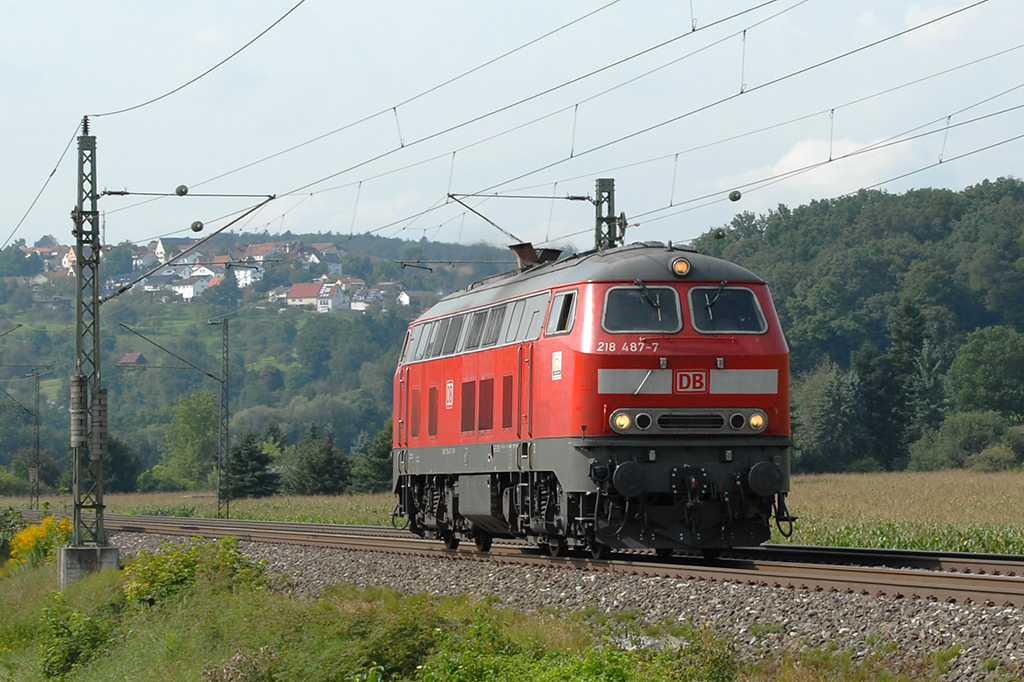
[392,238,793,557]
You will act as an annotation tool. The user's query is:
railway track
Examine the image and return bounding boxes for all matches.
[21,511,1024,608]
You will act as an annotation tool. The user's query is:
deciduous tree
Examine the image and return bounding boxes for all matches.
[160,391,219,488]
[946,326,1024,416]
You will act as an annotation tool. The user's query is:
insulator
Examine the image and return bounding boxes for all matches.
[91,387,108,457]
[70,375,88,447]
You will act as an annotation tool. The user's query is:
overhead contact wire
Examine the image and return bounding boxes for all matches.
[499,43,1024,198]
[2,121,82,249]
[188,0,627,190]
[477,0,992,197]
[91,0,308,117]
[279,0,790,197]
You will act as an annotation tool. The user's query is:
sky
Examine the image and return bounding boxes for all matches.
[2,0,1022,256]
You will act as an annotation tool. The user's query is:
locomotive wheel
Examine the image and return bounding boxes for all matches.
[443,532,460,551]
[589,542,610,560]
[546,537,568,557]
[474,534,492,553]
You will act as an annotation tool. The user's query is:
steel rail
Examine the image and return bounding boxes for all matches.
[18,511,1024,607]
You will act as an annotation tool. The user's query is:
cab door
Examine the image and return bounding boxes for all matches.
[396,366,409,446]
[518,343,533,439]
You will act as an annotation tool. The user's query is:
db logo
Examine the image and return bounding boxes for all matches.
[674,370,708,393]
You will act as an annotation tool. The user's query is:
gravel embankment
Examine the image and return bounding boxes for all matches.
[111,532,1024,681]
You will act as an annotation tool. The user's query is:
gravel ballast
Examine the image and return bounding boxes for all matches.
[111,532,1024,681]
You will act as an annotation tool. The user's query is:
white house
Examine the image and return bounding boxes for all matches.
[287,282,322,307]
[154,237,196,263]
[232,263,264,289]
[132,249,159,270]
[315,283,347,312]
[171,276,208,301]
[286,282,347,311]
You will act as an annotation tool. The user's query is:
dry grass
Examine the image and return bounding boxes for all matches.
[786,470,1024,526]
[0,492,397,526]
[776,471,1024,552]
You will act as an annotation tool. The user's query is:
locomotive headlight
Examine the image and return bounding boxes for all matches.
[749,412,767,431]
[612,412,632,431]
[670,257,691,276]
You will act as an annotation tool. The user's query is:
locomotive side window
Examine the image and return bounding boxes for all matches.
[522,293,550,341]
[428,319,450,358]
[689,286,767,334]
[411,321,433,361]
[428,386,438,437]
[545,290,577,336]
[505,300,526,343]
[502,293,550,343]
[442,315,465,355]
[464,311,488,350]
[603,285,681,333]
[403,293,551,364]
[399,330,412,363]
[478,377,494,431]
[482,306,506,347]
[461,380,476,432]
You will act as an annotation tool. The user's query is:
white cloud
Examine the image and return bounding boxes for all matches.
[854,9,888,39]
[903,4,964,47]
[723,136,910,201]
[193,27,222,47]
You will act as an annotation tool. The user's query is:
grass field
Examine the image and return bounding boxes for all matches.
[773,471,1024,553]
[5,471,1024,553]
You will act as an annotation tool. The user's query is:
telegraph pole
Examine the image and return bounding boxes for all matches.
[0,363,51,509]
[60,116,119,587]
[208,318,230,518]
[31,368,41,509]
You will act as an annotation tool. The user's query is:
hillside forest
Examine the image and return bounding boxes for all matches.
[3,176,1024,496]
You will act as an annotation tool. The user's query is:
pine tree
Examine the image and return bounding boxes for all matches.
[793,359,870,473]
[282,424,350,495]
[228,430,281,498]
[349,420,393,493]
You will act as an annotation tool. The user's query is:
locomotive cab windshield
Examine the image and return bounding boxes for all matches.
[603,283,681,333]
[689,285,768,334]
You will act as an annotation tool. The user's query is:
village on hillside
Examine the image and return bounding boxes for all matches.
[18,237,428,312]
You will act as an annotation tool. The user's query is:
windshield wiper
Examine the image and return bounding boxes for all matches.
[704,280,727,320]
[633,279,662,322]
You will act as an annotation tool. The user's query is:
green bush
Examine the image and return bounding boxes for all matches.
[908,411,1009,470]
[907,430,953,470]
[1,507,27,557]
[967,444,1018,472]
[136,465,191,493]
[0,470,30,496]
[415,609,736,682]
[122,537,267,607]
[39,592,112,680]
